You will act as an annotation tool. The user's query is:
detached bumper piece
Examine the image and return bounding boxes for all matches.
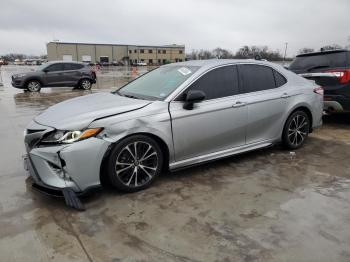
[62,188,85,211]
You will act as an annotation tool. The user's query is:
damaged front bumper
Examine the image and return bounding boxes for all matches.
[24,121,111,209]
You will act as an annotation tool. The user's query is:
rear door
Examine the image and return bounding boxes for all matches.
[170,65,247,162]
[63,63,84,86]
[238,64,289,144]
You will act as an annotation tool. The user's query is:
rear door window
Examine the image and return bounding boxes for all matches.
[273,70,287,87]
[239,64,276,93]
[183,65,239,100]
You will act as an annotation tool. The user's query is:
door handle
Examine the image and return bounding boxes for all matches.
[232,101,246,108]
[281,93,290,98]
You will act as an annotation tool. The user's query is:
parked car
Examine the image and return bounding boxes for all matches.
[0,59,8,65]
[289,49,350,113]
[136,61,147,66]
[11,61,96,92]
[14,59,25,65]
[23,59,323,209]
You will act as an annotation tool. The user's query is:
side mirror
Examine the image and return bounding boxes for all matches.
[183,90,206,110]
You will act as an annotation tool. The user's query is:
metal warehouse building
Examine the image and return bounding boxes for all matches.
[47,42,185,65]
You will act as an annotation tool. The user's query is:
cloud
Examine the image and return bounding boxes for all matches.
[0,0,349,56]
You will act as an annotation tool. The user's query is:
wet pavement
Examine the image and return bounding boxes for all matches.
[0,65,350,262]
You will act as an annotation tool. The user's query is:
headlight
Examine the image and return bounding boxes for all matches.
[41,128,103,144]
[13,73,27,78]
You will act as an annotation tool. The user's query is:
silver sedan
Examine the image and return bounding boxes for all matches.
[24,59,323,208]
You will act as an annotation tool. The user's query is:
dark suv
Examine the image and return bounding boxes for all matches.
[289,49,350,113]
[12,61,96,92]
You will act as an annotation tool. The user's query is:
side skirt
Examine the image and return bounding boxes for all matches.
[169,141,274,171]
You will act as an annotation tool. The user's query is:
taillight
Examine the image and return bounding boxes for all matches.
[314,86,324,95]
[326,69,350,84]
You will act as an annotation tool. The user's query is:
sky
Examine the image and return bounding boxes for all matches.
[0,0,349,57]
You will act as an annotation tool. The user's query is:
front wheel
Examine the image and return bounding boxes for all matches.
[26,80,41,92]
[282,111,310,149]
[79,79,92,90]
[106,135,163,193]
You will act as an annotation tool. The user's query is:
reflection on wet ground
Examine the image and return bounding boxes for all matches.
[0,66,350,261]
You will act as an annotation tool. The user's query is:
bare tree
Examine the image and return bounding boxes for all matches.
[233,45,283,60]
[212,48,233,59]
[320,44,343,51]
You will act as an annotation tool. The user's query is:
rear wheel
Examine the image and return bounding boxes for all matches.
[79,79,92,90]
[26,80,41,92]
[282,110,310,149]
[106,135,163,192]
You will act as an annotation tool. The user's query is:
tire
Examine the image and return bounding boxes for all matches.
[79,79,92,90]
[106,135,164,193]
[282,110,310,149]
[26,80,41,92]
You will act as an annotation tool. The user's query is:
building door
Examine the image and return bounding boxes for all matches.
[62,55,73,61]
[100,56,109,64]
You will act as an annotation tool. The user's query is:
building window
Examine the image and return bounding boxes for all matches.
[162,59,166,64]
[141,59,144,62]
[179,59,183,62]
[140,49,144,53]
[162,50,166,54]
[158,50,161,54]
[134,50,137,53]
[179,50,183,54]
[134,59,137,63]
[129,50,132,54]
[149,59,153,64]
[158,59,161,64]
[148,49,153,53]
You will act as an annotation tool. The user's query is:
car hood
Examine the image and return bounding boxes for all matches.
[34,93,151,130]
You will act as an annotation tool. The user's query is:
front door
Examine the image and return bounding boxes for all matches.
[43,63,65,86]
[169,65,247,162]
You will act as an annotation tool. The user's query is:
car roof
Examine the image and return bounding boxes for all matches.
[296,49,349,57]
[46,61,86,65]
[164,59,283,73]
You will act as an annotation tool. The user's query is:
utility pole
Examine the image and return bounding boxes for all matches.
[283,42,288,62]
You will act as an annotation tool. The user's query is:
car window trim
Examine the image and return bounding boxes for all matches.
[169,62,288,102]
[237,63,288,95]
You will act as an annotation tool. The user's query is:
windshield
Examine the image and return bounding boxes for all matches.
[117,65,199,100]
[289,52,348,72]
[36,63,49,71]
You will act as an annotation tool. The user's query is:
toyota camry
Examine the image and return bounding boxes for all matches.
[23,59,323,209]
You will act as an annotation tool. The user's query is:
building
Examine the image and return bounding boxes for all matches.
[47,42,185,65]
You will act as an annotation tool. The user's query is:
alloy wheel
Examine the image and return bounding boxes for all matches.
[115,141,158,188]
[288,114,309,147]
[27,81,40,92]
[81,80,91,90]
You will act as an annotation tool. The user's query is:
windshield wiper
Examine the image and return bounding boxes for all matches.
[115,91,142,100]
[124,94,141,99]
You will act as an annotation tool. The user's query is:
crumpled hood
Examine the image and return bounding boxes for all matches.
[34,93,151,130]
